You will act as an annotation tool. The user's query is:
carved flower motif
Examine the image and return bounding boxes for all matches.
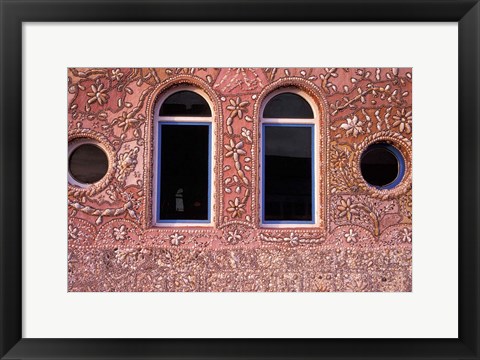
[117,111,140,131]
[344,228,357,243]
[284,232,299,246]
[401,228,412,243]
[113,225,127,241]
[170,232,184,246]
[340,115,363,137]
[331,147,349,169]
[392,109,412,133]
[337,198,359,221]
[226,230,242,244]
[111,68,124,81]
[226,97,249,119]
[68,224,78,240]
[224,139,247,161]
[87,82,109,105]
[345,279,369,292]
[227,197,245,218]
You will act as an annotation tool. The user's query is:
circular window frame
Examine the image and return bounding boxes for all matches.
[360,143,405,190]
[68,129,116,197]
[353,132,412,199]
[68,140,109,187]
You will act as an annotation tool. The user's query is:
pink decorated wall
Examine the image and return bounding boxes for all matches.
[68,67,412,292]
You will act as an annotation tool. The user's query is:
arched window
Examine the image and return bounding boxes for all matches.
[154,87,213,224]
[260,88,317,225]
[263,92,314,119]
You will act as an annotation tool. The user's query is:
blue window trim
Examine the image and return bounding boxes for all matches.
[156,122,212,224]
[261,123,315,225]
[361,143,405,190]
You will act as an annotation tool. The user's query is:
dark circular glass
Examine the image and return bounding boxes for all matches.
[69,144,108,184]
[360,143,404,189]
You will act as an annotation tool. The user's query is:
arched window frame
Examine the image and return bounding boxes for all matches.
[153,86,215,226]
[259,87,320,227]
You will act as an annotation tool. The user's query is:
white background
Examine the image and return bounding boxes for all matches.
[23,23,458,338]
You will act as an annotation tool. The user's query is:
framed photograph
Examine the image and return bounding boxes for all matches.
[1,0,479,359]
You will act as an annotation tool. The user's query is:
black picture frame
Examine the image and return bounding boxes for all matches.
[1,0,479,359]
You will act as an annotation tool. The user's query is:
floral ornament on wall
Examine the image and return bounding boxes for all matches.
[340,115,364,137]
[227,197,246,219]
[344,228,358,243]
[226,230,242,245]
[169,233,184,246]
[87,81,109,106]
[392,108,412,134]
[113,225,128,241]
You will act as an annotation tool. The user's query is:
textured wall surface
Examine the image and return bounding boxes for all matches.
[68,68,412,292]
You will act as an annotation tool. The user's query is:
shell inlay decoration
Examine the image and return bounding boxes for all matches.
[68,67,412,292]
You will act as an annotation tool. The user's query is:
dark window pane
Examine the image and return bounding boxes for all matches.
[69,144,108,184]
[159,91,212,117]
[360,144,402,188]
[263,92,314,119]
[159,124,210,221]
[263,126,313,222]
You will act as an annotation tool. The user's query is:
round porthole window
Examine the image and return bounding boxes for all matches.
[360,143,405,189]
[68,142,109,185]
